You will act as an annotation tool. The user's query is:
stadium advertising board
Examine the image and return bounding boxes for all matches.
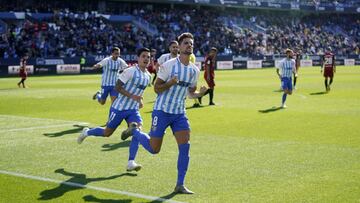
[34,66,56,75]
[8,65,34,75]
[36,58,64,65]
[247,60,262,69]
[56,64,80,74]
[233,61,247,69]
[217,61,233,70]
[300,59,313,67]
[355,59,360,65]
[312,60,322,66]
[344,59,355,66]
[262,60,275,68]
[80,66,102,74]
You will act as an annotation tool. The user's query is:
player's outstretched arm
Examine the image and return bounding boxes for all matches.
[93,64,102,69]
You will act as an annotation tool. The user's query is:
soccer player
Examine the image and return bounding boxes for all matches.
[146,49,158,86]
[199,47,218,105]
[276,49,296,108]
[293,48,301,89]
[92,47,128,105]
[157,41,179,67]
[121,33,207,194]
[78,48,151,172]
[321,47,336,92]
[17,55,29,88]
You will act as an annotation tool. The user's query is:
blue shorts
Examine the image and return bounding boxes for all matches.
[149,110,190,138]
[281,77,293,91]
[107,107,142,129]
[100,86,118,100]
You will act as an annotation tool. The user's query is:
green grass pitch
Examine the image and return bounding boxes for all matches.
[0,66,359,202]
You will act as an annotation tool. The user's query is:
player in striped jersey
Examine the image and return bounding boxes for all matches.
[276,49,296,108]
[92,47,128,105]
[156,40,179,68]
[121,33,207,194]
[78,48,151,171]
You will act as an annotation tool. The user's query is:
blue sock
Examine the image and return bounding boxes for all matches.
[282,93,287,104]
[128,136,139,161]
[177,143,190,186]
[132,129,154,154]
[86,127,104,137]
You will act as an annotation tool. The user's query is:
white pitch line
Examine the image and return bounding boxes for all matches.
[0,123,88,132]
[297,93,307,99]
[0,170,185,203]
[0,114,87,125]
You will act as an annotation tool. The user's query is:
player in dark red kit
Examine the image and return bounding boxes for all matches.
[17,55,29,88]
[147,49,158,85]
[199,47,218,105]
[293,48,301,89]
[321,47,336,92]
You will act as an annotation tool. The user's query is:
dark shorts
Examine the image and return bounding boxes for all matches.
[281,77,293,91]
[100,86,118,100]
[106,107,142,129]
[149,110,190,138]
[323,68,334,78]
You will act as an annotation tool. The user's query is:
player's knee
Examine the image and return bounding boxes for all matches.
[99,100,106,105]
[103,131,113,137]
[151,147,161,154]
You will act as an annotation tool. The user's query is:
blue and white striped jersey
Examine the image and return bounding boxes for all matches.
[278,58,295,78]
[97,56,128,86]
[157,53,179,65]
[154,57,199,114]
[111,65,151,111]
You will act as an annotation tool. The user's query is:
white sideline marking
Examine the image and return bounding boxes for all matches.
[0,123,88,132]
[0,170,185,203]
[297,93,307,99]
[0,114,87,124]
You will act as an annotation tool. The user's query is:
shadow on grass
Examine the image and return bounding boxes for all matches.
[43,124,87,137]
[258,106,283,113]
[147,192,179,203]
[38,168,136,201]
[102,140,130,151]
[83,195,132,203]
[309,91,328,95]
[273,89,283,93]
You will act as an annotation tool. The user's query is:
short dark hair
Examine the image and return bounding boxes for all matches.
[151,48,157,52]
[137,47,150,57]
[177,32,194,44]
[112,47,120,53]
[169,40,178,47]
[210,47,218,52]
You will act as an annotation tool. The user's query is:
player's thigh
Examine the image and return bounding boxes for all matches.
[149,110,170,138]
[171,114,190,144]
[100,86,111,100]
[109,88,118,103]
[125,110,143,128]
[106,108,125,129]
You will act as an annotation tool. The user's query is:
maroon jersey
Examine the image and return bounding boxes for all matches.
[294,52,301,71]
[322,52,335,77]
[146,58,157,74]
[203,55,216,88]
[19,57,28,78]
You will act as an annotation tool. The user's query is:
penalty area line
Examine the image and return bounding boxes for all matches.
[0,170,185,203]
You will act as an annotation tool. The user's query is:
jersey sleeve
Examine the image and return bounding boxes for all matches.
[190,66,200,88]
[157,55,165,65]
[118,66,135,84]
[157,64,170,82]
[119,59,128,71]
[97,58,108,67]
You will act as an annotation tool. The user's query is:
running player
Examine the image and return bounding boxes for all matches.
[92,47,128,105]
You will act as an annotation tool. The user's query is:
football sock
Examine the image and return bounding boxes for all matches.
[293,76,297,86]
[96,93,102,102]
[128,136,139,161]
[282,93,287,104]
[87,127,104,136]
[132,129,155,154]
[209,89,214,104]
[329,78,333,85]
[177,143,190,186]
[325,78,328,89]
